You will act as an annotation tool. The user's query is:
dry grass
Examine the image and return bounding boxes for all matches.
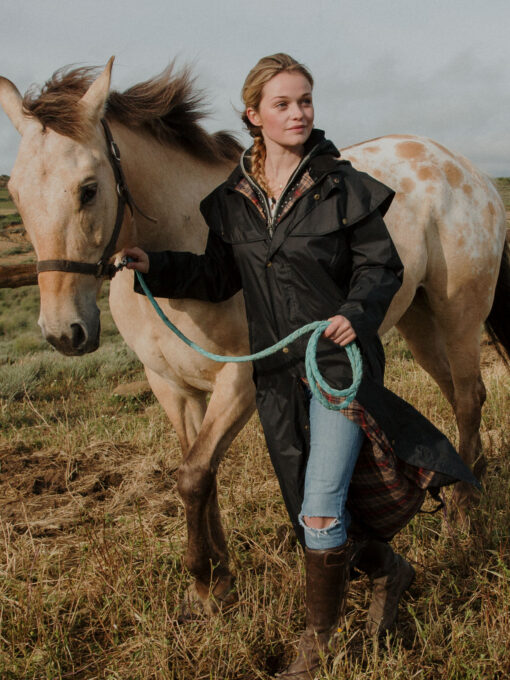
[0,180,509,678]
[0,282,509,679]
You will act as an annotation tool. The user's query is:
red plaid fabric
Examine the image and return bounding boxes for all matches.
[304,379,438,540]
[235,177,266,221]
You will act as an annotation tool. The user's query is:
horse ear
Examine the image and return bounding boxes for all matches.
[79,56,115,123]
[0,77,26,135]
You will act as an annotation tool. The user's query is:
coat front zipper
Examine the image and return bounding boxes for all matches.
[239,147,315,238]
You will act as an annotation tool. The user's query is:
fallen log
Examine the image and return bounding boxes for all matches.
[0,263,37,288]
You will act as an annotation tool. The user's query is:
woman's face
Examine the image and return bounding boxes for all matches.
[246,71,314,153]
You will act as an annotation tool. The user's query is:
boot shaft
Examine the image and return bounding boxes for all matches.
[305,541,351,633]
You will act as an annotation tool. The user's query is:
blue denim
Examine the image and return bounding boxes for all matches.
[299,390,364,549]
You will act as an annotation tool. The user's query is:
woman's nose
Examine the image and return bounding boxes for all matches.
[290,104,304,118]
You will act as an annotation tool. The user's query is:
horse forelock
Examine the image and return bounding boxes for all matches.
[22,66,98,142]
[21,63,242,164]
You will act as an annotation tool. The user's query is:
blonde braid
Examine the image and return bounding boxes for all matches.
[251,134,270,196]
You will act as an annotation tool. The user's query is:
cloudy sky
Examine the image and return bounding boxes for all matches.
[1,0,509,176]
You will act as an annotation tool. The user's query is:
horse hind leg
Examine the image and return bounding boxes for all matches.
[396,289,456,405]
[415,286,488,508]
[441,318,487,509]
[396,290,485,510]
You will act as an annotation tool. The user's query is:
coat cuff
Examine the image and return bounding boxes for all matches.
[133,251,175,296]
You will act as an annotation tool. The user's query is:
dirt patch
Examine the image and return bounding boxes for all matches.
[0,440,179,537]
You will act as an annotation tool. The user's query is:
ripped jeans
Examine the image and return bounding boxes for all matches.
[299,389,365,550]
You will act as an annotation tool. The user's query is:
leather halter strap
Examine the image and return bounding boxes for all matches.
[36,119,156,279]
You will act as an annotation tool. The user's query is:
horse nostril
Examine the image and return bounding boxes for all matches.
[70,322,88,350]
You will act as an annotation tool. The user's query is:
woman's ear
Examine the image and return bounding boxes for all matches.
[246,107,261,128]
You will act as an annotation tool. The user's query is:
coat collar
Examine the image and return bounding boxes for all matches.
[224,129,340,189]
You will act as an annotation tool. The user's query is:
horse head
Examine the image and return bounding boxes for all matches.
[0,58,121,355]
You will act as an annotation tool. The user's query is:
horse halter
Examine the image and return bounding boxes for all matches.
[36,119,156,280]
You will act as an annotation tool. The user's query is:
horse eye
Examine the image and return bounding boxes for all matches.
[80,183,98,206]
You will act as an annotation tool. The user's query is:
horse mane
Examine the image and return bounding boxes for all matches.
[22,64,242,164]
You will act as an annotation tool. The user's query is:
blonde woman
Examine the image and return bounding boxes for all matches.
[124,54,476,678]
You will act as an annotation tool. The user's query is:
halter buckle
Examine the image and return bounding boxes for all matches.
[110,140,121,162]
[95,259,109,278]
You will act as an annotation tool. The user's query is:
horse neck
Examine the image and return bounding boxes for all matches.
[110,122,237,253]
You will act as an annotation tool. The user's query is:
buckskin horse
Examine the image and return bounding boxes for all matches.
[0,58,508,612]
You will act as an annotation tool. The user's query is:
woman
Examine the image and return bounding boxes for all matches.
[123,54,477,679]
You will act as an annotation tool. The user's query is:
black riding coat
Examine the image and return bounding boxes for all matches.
[136,130,477,543]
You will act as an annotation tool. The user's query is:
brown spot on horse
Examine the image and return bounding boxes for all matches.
[443,161,463,188]
[400,177,415,193]
[396,141,427,161]
[417,166,439,181]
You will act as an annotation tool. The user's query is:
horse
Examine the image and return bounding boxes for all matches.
[0,58,508,613]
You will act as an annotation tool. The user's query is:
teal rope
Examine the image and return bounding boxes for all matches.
[135,271,362,410]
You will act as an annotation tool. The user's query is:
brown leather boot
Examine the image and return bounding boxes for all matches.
[277,542,351,679]
[354,539,415,636]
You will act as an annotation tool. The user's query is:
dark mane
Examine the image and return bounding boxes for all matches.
[22,64,242,164]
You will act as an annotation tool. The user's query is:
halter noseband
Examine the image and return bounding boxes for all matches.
[36,119,156,280]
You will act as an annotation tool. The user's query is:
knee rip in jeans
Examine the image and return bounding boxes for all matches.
[299,514,340,535]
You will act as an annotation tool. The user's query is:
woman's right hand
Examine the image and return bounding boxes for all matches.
[119,247,150,274]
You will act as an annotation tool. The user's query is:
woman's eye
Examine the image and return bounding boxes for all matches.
[80,183,98,206]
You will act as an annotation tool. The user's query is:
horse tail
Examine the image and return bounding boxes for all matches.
[486,239,510,365]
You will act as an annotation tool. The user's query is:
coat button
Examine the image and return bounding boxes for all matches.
[342,218,347,225]
[314,193,320,200]
[266,262,272,268]
[282,347,289,354]
[333,177,339,184]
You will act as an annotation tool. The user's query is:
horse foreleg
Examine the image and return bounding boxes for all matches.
[176,364,255,613]
[145,367,206,453]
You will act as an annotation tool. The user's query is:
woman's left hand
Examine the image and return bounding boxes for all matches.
[323,315,357,346]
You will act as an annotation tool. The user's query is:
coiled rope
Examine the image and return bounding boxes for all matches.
[135,271,362,410]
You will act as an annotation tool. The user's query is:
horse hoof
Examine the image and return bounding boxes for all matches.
[449,481,482,528]
[177,580,238,622]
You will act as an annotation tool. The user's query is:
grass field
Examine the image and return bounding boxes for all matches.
[0,181,509,679]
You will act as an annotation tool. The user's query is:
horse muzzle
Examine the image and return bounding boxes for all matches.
[41,317,100,356]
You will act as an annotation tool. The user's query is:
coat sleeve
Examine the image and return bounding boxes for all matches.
[133,231,242,302]
[134,188,242,302]
[337,209,403,346]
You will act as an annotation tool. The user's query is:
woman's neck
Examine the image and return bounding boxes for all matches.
[264,140,304,198]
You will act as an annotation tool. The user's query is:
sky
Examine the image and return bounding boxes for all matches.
[1,0,509,176]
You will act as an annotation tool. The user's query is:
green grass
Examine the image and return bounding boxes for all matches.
[0,214,22,231]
